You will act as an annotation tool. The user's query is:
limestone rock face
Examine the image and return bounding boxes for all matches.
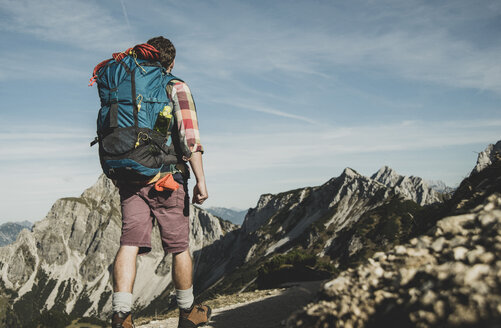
[0,175,236,325]
[472,140,501,175]
[371,166,444,205]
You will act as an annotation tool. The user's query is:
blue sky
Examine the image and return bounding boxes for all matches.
[0,0,500,222]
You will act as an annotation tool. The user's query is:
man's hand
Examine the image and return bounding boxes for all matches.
[192,181,208,204]
[188,151,208,205]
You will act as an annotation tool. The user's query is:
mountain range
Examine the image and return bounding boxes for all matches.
[0,221,32,247]
[0,140,499,327]
[204,207,248,226]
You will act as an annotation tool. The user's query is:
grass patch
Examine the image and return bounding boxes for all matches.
[256,248,337,289]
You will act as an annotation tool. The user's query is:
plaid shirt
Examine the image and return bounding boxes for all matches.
[167,80,204,160]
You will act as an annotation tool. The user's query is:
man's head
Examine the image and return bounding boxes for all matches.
[147,36,176,71]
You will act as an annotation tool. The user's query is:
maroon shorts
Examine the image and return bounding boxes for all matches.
[118,181,190,255]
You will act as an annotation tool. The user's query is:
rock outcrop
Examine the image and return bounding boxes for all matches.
[471,140,501,175]
[371,166,444,205]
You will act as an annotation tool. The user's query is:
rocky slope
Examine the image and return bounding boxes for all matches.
[191,166,447,299]
[0,175,235,327]
[0,221,32,247]
[471,140,501,174]
[288,141,501,327]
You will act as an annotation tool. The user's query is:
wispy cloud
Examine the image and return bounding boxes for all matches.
[119,0,132,35]
[0,51,89,81]
[0,125,94,160]
[163,0,501,95]
[203,119,501,174]
[0,0,132,51]
[211,99,320,125]
[2,0,500,94]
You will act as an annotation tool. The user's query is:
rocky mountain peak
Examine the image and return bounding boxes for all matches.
[471,140,501,175]
[371,166,441,206]
[341,167,360,179]
[371,165,400,184]
[81,173,118,202]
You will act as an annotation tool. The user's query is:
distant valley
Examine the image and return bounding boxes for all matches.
[205,207,248,225]
[0,221,32,247]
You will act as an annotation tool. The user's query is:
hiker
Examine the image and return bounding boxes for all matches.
[90,36,211,328]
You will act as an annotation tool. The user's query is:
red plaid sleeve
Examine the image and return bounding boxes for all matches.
[168,80,204,160]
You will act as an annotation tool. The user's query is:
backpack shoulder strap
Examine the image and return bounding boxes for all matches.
[165,74,184,101]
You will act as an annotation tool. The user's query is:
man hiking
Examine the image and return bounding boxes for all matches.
[90,36,211,328]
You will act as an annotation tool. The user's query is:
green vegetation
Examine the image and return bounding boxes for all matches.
[97,290,111,313]
[12,269,58,327]
[37,309,72,328]
[333,197,422,268]
[260,189,312,238]
[211,261,260,295]
[71,292,93,317]
[256,248,337,289]
[68,316,107,327]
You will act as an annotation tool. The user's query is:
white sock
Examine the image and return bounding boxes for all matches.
[176,286,194,310]
[112,292,133,313]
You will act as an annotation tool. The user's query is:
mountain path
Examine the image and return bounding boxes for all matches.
[138,281,324,328]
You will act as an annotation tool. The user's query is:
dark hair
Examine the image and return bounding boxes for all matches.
[147,36,176,69]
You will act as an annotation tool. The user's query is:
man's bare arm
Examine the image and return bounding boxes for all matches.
[188,152,208,204]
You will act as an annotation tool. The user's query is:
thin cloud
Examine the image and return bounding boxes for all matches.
[120,0,132,34]
[0,127,95,160]
[211,98,320,125]
[203,119,501,173]
[0,51,89,81]
[166,0,501,95]
[0,0,131,51]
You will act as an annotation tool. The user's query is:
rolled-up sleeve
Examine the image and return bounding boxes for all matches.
[169,81,204,160]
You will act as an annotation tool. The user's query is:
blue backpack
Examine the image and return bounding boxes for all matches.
[91,56,181,180]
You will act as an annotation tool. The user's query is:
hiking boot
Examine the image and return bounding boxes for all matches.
[178,303,212,328]
[111,311,135,328]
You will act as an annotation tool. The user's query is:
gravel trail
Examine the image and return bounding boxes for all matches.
[138,281,323,328]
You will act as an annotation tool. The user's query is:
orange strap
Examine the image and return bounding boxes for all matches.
[154,173,180,191]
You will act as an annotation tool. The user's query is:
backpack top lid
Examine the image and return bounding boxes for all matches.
[89,43,162,87]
